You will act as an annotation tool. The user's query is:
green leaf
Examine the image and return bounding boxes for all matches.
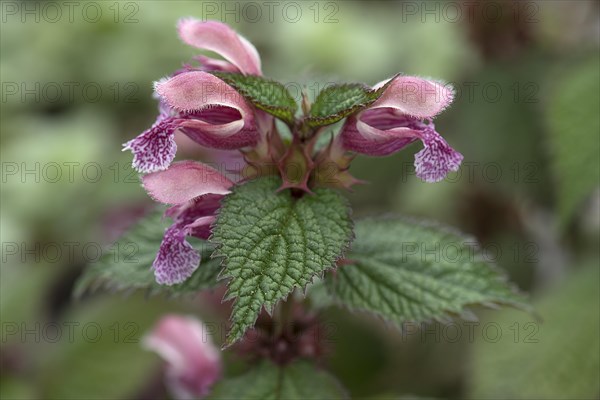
[211,72,298,125]
[546,56,600,224]
[327,217,530,325]
[307,78,395,128]
[470,264,599,399]
[73,208,221,298]
[208,360,348,399]
[211,177,353,345]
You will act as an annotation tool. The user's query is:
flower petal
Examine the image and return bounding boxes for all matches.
[372,76,454,119]
[143,161,233,205]
[165,194,223,240]
[156,72,259,149]
[339,110,422,156]
[339,109,463,181]
[186,215,216,240]
[123,117,179,173]
[156,71,251,115]
[194,55,240,73]
[178,18,261,75]
[152,225,201,285]
[414,129,463,182]
[143,315,222,399]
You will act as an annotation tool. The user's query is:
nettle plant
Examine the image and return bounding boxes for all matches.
[76,19,529,399]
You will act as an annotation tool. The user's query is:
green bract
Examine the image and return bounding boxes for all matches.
[211,72,298,125]
[307,79,394,128]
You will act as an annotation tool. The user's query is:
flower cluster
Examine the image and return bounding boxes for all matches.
[124,18,463,286]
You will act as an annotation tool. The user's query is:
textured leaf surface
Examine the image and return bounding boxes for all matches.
[470,264,599,399]
[73,208,221,297]
[208,360,348,399]
[307,78,393,128]
[327,217,530,325]
[211,72,298,125]
[211,177,353,345]
[546,57,600,224]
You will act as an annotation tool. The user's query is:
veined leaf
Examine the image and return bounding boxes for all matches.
[208,360,348,399]
[73,208,221,298]
[211,177,353,345]
[327,217,530,325]
[211,72,298,125]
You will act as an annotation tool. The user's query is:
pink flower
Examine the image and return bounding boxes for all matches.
[337,76,463,182]
[143,315,222,399]
[123,19,265,174]
[142,161,233,285]
[178,18,262,75]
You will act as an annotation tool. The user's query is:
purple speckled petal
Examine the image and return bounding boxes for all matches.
[153,224,201,285]
[122,116,179,173]
[152,194,224,285]
[414,127,463,183]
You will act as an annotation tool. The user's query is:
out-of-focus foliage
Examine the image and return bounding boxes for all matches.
[469,264,600,399]
[208,360,348,399]
[546,57,600,224]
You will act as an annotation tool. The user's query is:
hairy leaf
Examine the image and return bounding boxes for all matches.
[73,208,221,297]
[208,360,348,399]
[307,78,395,128]
[211,177,353,345]
[327,217,530,325]
[211,72,298,125]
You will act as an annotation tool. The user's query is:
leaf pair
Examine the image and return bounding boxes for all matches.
[211,72,393,128]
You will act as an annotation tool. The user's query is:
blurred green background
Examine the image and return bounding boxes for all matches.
[1,1,599,398]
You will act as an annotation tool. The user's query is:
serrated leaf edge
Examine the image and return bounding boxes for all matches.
[208,180,354,347]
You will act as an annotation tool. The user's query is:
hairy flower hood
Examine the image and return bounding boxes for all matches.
[123,19,268,174]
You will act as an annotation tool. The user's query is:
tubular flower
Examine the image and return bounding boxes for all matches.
[143,315,222,399]
[337,76,463,182]
[123,19,266,174]
[142,161,233,285]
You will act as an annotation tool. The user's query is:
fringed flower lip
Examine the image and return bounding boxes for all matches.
[337,75,463,182]
[142,161,233,285]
